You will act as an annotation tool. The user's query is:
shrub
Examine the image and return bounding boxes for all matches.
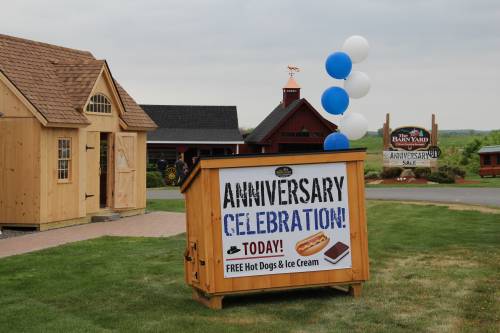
[365,171,380,180]
[427,171,455,184]
[414,167,431,179]
[380,167,403,179]
[147,171,165,188]
[439,165,466,178]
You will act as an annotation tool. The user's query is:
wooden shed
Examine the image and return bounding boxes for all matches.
[0,34,157,230]
[478,145,500,177]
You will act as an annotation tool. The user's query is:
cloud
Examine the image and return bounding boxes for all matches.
[1,0,499,129]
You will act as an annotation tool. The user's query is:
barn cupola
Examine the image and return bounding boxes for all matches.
[283,65,301,107]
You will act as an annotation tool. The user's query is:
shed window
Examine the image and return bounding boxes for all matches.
[58,138,71,181]
[484,155,491,165]
[86,94,111,114]
[497,154,500,164]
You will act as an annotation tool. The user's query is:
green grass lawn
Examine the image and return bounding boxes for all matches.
[147,199,185,212]
[0,202,499,332]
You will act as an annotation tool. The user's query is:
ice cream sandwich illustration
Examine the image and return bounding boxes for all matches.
[324,242,349,264]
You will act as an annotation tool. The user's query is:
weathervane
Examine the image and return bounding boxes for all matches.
[287,65,300,77]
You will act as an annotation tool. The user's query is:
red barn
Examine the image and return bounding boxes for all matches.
[242,77,337,153]
[478,145,500,177]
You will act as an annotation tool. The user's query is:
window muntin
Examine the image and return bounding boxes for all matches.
[86,94,111,114]
[58,138,71,181]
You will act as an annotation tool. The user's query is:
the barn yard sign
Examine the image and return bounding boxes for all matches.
[383,124,438,168]
[390,127,431,151]
[219,163,352,278]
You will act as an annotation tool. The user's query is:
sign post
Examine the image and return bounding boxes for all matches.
[181,150,369,309]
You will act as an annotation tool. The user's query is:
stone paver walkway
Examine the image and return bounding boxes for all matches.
[0,212,186,258]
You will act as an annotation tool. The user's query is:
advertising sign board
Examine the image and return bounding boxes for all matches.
[219,163,352,278]
[390,126,431,151]
[383,150,437,168]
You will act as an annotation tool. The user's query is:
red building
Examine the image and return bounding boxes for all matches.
[478,145,500,177]
[242,77,337,153]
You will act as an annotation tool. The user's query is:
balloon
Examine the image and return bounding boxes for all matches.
[339,112,368,140]
[342,35,369,63]
[321,87,349,115]
[324,132,350,151]
[344,71,371,98]
[325,52,352,79]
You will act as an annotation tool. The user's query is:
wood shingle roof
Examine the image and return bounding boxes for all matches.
[0,34,156,129]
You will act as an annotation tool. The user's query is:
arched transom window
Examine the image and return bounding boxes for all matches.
[87,94,111,114]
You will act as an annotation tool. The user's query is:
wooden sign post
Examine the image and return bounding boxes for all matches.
[181,150,369,309]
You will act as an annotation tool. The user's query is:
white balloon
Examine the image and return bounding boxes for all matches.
[344,71,371,98]
[342,35,369,63]
[340,112,368,140]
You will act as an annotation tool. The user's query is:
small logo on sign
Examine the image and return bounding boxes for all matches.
[275,166,293,178]
[428,146,441,158]
[226,246,241,255]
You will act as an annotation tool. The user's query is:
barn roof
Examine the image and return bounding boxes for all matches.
[245,98,336,144]
[0,34,156,129]
[141,105,244,143]
[478,145,500,154]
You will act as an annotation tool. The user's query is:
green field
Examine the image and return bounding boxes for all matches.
[1,202,498,332]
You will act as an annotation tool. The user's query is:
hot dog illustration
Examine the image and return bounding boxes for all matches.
[295,232,330,256]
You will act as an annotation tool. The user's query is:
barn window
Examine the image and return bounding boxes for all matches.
[86,94,111,114]
[58,138,71,182]
[484,155,491,165]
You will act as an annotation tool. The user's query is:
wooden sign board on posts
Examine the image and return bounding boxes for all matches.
[382,114,439,171]
[180,149,369,309]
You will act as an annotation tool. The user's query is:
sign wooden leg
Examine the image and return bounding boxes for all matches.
[349,283,362,298]
[192,289,224,310]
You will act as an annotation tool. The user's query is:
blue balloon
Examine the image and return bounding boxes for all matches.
[325,52,352,79]
[321,87,349,115]
[324,132,350,151]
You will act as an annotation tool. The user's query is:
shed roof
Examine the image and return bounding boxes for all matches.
[0,34,156,129]
[244,98,336,144]
[141,105,243,143]
[478,145,500,154]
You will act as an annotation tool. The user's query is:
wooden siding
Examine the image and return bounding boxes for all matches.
[0,78,41,224]
[136,132,147,209]
[0,118,41,224]
[84,72,121,133]
[85,131,100,213]
[40,127,82,223]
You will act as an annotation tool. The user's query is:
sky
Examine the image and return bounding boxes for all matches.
[1,0,499,130]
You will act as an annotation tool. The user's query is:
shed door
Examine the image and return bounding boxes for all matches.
[114,132,137,209]
[86,132,100,213]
